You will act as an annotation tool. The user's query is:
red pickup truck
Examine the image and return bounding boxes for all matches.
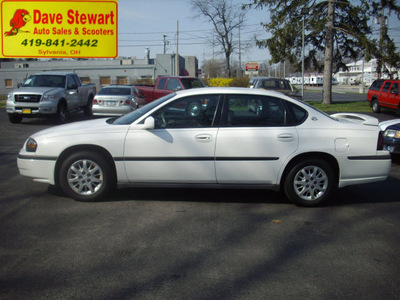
[135,76,205,104]
[368,79,400,115]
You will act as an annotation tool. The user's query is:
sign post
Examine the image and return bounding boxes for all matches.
[245,62,259,76]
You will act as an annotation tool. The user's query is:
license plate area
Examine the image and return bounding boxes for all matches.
[22,108,32,114]
[106,101,116,106]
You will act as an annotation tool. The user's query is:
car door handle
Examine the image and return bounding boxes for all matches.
[277,133,294,141]
[195,134,213,142]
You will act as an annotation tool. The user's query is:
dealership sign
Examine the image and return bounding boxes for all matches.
[0,0,118,58]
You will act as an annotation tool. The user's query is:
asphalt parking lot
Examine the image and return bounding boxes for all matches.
[1,103,400,299]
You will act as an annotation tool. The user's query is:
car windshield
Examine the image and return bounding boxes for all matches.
[97,87,131,96]
[181,78,205,89]
[111,93,176,125]
[22,75,66,88]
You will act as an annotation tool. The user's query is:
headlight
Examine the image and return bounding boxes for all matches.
[7,93,13,99]
[42,95,56,101]
[384,129,400,139]
[26,138,37,152]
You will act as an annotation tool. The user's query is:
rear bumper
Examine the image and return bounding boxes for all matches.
[339,154,391,188]
[92,105,134,116]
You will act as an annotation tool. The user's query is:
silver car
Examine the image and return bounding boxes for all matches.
[92,85,141,116]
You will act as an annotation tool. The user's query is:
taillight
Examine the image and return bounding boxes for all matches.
[377,131,384,150]
[93,99,98,104]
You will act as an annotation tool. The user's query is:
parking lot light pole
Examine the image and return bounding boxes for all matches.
[301,7,309,99]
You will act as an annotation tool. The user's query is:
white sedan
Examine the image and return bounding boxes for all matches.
[17,87,391,206]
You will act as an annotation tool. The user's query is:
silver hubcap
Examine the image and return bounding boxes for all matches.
[293,166,328,201]
[67,159,103,195]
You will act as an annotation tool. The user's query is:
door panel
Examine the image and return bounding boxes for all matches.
[215,95,299,184]
[123,95,220,183]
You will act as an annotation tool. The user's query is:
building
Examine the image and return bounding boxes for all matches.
[335,58,399,86]
[0,52,199,95]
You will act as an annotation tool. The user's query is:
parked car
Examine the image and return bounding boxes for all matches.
[92,85,142,116]
[380,119,400,154]
[249,77,302,100]
[134,76,205,104]
[17,87,391,207]
[6,72,96,123]
[368,79,400,115]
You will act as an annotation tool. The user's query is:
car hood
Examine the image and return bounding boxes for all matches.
[379,119,400,131]
[16,86,64,95]
[31,118,118,139]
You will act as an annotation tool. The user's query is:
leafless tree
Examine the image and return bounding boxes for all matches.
[192,0,247,77]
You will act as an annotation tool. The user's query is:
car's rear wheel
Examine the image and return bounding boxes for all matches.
[372,99,381,113]
[284,159,336,207]
[59,151,115,201]
[84,97,93,117]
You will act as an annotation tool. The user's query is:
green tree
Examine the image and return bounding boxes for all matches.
[372,0,400,79]
[245,0,374,104]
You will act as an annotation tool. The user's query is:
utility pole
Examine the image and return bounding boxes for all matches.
[175,20,179,76]
[163,35,168,54]
[238,24,242,76]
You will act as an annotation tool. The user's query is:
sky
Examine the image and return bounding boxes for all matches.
[117,0,400,68]
[117,0,271,66]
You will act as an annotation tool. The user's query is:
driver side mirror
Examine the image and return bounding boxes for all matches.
[143,116,155,129]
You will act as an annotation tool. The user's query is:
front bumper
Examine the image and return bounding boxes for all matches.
[7,100,58,116]
[17,154,57,185]
[383,139,400,154]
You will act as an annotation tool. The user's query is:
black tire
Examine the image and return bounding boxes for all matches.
[8,113,22,124]
[59,151,116,201]
[84,97,93,117]
[284,159,336,207]
[55,102,68,123]
[372,99,381,113]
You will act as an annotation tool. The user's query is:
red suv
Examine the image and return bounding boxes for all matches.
[368,79,400,115]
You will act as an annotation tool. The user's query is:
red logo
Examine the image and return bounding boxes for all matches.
[4,9,31,36]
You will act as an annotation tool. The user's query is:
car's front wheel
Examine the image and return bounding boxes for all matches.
[8,113,22,124]
[284,159,336,207]
[59,151,115,201]
[372,99,381,113]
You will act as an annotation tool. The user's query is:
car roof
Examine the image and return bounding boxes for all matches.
[100,85,134,88]
[32,72,76,76]
[252,77,288,81]
[174,86,293,99]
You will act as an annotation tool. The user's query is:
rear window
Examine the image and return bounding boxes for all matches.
[98,87,131,96]
[181,78,205,89]
[369,80,384,91]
